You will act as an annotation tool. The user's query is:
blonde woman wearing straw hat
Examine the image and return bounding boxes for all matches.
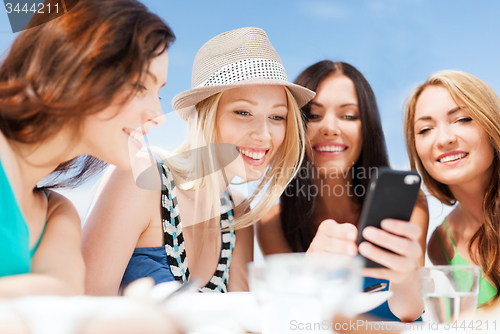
[82,27,314,295]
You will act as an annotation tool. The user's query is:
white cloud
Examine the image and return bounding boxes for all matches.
[301,1,349,20]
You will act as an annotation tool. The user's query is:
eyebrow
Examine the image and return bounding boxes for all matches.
[272,103,288,109]
[415,107,461,122]
[230,99,287,108]
[310,102,358,108]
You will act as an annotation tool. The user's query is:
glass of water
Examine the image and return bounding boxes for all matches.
[420,265,480,325]
[249,253,362,334]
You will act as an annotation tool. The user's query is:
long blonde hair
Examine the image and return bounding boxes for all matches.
[159,86,305,230]
[404,70,500,304]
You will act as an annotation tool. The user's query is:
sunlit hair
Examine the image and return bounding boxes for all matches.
[158,86,305,230]
[404,70,500,304]
[0,0,175,188]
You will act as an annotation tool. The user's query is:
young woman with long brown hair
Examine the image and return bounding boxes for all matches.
[405,70,499,306]
[0,0,174,296]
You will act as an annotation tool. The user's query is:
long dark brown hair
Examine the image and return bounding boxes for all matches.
[280,61,390,252]
[0,0,175,188]
[405,70,500,304]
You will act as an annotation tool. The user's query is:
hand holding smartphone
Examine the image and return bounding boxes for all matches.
[356,167,421,268]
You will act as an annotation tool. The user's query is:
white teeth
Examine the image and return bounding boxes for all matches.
[316,146,344,152]
[440,153,467,163]
[240,149,265,160]
[125,129,143,142]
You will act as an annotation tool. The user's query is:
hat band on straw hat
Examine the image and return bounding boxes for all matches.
[196,58,288,88]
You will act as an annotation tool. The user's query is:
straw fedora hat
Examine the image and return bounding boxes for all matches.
[172,27,315,121]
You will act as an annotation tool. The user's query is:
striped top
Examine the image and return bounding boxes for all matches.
[121,154,236,292]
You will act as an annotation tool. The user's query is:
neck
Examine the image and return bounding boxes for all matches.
[312,172,361,227]
[448,173,492,230]
[9,131,83,195]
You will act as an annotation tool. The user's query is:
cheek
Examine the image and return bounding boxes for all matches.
[272,123,287,149]
[215,118,235,143]
[414,141,427,162]
[476,135,495,167]
[306,123,319,140]
[414,137,435,171]
[344,123,362,149]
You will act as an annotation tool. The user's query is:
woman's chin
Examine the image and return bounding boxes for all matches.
[239,168,265,182]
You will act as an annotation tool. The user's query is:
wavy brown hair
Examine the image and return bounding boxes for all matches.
[0,0,175,188]
[404,70,500,304]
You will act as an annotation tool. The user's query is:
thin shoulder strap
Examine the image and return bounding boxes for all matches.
[434,228,451,263]
[443,217,458,250]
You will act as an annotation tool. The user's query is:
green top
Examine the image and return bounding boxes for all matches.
[0,154,46,277]
[434,218,497,306]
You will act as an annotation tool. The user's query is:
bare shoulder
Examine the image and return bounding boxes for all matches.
[97,152,161,200]
[83,152,161,240]
[45,190,80,225]
[427,224,450,265]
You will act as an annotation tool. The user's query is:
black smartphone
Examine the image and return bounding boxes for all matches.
[356,167,421,268]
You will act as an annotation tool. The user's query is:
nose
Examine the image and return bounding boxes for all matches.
[250,116,272,143]
[143,99,166,127]
[320,112,340,137]
[436,124,457,147]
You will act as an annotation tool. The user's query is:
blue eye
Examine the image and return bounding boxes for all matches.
[344,115,358,120]
[270,115,285,121]
[234,110,250,116]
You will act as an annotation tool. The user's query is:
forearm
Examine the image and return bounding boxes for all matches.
[0,273,83,297]
[388,273,423,322]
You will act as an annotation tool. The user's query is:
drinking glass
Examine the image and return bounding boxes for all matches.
[420,265,480,325]
[249,253,362,334]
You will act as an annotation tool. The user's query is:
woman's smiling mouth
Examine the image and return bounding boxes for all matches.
[237,147,269,166]
[313,143,348,155]
[123,128,145,149]
[437,151,469,164]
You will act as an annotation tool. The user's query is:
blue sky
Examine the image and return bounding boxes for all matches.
[1,1,500,244]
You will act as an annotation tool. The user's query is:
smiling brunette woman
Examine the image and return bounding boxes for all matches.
[257,60,429,321]
[405,70,500,306]
[0,0,174,296]
[82,27,314,295]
